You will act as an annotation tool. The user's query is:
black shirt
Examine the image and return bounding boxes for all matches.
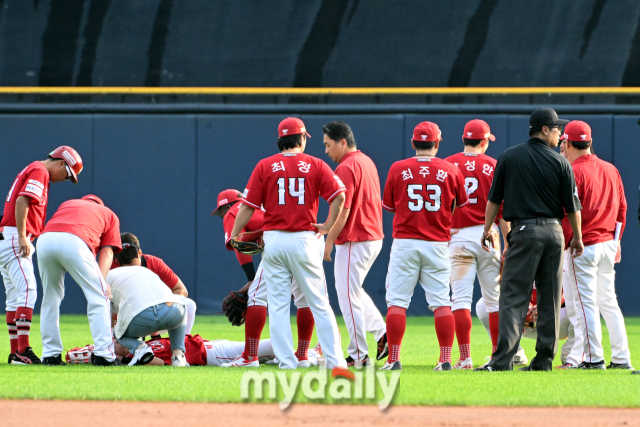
[488,137,582,221]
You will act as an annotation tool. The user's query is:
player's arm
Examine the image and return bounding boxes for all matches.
[323,208,350,261]
[312,192,345,235]
[481,201,501,252]
[499,218,511,252]
[15,195,31,257]
[98,247,115,298]
[567,211,584,257]
[230,204,256,239]
[172,279,188,297]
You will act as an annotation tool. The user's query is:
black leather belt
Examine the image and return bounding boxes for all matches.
[512,218,560,226]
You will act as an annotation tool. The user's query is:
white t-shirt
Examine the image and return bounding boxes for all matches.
[107,266,184,339]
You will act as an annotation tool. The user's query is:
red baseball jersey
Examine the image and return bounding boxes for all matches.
[382,157,469,242]
[43,199,122,255]
[334,151,384,245]
[0,162,50,237]
[144,334,208,366]
[561,154,627,246]
[110,254,179,289]
[444,152,501,228]
[223,202,265,265]
[241,152,346,232]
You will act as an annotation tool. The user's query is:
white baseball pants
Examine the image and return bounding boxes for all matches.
[262,230,345,370]
[561,250,582,366]
[566,240,631,364]
[37,232,115,360]
[385,238,452,310]
[248,261,307,308]
[0,227,37,310]
[334,240,386,361]
[449,224,501,312]
[206,338,319,367]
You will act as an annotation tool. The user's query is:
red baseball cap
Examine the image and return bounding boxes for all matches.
[412,121,442,142]
[81,194,104,205]
[463,119,495,141]
[561,120,591,142]
[278,117,311,138]
[49,146,83,184]
[211,189,243,216]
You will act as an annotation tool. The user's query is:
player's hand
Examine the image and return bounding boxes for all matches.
[311,222,330,235]
[324,241,333,262]
[615,242,621,264]
[450,229,459,236]
[480,230,497,252]
[17,235,31,257]
[570,237,584,258]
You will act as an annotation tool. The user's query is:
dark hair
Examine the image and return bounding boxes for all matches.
[568,139,591,150]
[529,127,542,137]
[277,134,304,151]
[322,121,356,148]
[115,232,140,266]
[413,140,436,150]
[463,138,483,147]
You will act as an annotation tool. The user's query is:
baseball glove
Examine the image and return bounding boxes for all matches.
[222,291,248,326]
[66,344,94,364]
[230,230,264,255]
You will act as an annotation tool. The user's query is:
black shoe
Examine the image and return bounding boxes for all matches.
[519,365,551,371]
[13,347,42,365]
[607,362,635,370]
[632,371,640,375]
[345,355,371,368]
[376,334,389,361]
[92,355,120,366]
[345,356,355,366]
[577,361,606,370]
[380,360,402,371]
[8,353,15,364]
[474,365,496,371]
[42,354,66,365]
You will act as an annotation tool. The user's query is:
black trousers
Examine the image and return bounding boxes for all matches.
[488,222,564,371]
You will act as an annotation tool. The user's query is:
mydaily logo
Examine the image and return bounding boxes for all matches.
[240,365,400,410]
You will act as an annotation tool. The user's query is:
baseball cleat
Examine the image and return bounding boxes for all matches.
[265,357,280,365]
[453,357,473,370]
[128,343,154,366]
[376,334,389,361]
[474,365,497,371]
[607,362,635,370]
[298,358,312,368]
[12,347,42,365]
[346,355,371,369]
[434,361,452,371]
[7,353,15,364]
[632,371,640,375]
[221,356,259,368]
[513,347,528,366]
[171,353,190,367]
[555,363,576,370]
[91,355,120,366]
[42,354,66,366]
[577,361,606,370]
[313,342,323,356]
[380,360,402,371]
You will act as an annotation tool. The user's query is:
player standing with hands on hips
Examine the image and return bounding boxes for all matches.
[1,146,82,364]
[381,121,469,371]
[322,121,387,367]
[230,117,348,370]
[476,108,583,372]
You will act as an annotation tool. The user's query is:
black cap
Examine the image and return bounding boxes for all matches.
[529,108,569,130]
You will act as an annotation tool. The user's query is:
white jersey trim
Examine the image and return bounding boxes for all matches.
[382,202,395,211]
[326,188,346,203]
[239,198,261,210]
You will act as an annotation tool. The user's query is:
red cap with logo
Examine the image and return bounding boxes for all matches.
[278,117,311,138]
[49,146,83,184]
[561,120,591,142]
[211,189,243,216]
[463,119,495,141]
[81,194,104,206]
[412,121,442,142]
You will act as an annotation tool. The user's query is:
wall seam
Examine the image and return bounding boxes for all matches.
[194,115,199,305]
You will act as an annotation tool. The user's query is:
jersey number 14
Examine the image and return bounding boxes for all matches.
[277,177,305,205]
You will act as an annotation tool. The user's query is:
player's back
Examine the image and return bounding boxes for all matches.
[445,152,497,229]
[382,157,468,242]
[242,152,345,232]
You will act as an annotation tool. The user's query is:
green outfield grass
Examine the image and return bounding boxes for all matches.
[0,315,638,407]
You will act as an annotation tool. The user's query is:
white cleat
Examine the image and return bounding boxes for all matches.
[513,347,528,366]
[170,353,189,367]
[453,357,473,370]
[380,360,402,371]
[129,343,155,366]
[298,359,312,368]
[433,361,452,371]
[220,356,259,368]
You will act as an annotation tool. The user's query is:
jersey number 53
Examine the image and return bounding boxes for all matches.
[407,184,441,212]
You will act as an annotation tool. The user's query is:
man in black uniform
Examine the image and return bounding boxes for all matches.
[476,108,584,371]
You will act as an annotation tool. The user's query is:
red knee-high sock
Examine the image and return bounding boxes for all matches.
[453,309,472,361]
[6,311,17,354]
[434,307,455,364]
[295,307,314,360]
[15,307,33,353]
[242,306,267,361]
[386,306,406,363]
[488,311,500,355]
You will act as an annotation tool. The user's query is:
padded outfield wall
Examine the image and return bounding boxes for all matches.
[0,113,639,316]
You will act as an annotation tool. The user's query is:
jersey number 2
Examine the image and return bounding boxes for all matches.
[407,184,441,212]
[465,177,479,204]
[277,177,305,205]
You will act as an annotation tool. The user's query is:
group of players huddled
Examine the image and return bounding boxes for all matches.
[0,115,634,373]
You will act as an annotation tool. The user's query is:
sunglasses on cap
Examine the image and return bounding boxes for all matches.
[122,243,139,251]
[65,165,73,181]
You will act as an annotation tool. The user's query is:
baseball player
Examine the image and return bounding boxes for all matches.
[212,189,316,367]
[381,121,469,371]
[444,120,510,369]
[560,121,633,370]
[1,146,82,365]
[322,121,387,367]
[111,232,197,334]
[37,194,122,366]
[231,117,347,370]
